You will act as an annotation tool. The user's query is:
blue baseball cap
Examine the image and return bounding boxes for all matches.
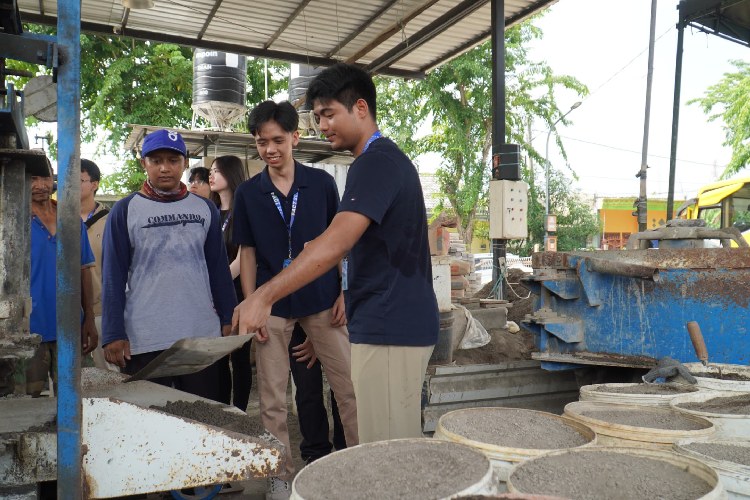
[141,129,187,158]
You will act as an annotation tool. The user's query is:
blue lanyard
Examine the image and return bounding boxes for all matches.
[361,130,382,154]
[270,190,299,259]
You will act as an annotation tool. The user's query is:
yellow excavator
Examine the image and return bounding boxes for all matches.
[677,177,750,245]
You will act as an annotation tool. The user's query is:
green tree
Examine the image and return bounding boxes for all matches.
[17,25,290,193]
[519,168,599,253]
[376,19,590,249]
[691,60,750,178]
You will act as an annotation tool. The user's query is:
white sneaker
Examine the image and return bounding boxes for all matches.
[266,476,291,500]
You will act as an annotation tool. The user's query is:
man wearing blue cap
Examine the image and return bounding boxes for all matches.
[101,129,236,400]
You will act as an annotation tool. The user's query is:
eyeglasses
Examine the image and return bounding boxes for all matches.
[189,180,206,186]
[81,179,93,184]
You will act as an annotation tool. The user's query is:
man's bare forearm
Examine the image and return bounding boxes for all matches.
[254,212,368,304]
[239,246,257,298]
[81,266,95,317]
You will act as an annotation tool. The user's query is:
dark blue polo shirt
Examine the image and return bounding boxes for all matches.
[233,161,341,319]
[339,138,438,347]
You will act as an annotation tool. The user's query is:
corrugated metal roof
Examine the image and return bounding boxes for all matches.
[18,0,558,78]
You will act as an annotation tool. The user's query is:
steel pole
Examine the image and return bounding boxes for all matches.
[638,0,657,232]
[543,102,579,245]
[57,0,83,497]
[667,17,685,221]
[490,0,506,297]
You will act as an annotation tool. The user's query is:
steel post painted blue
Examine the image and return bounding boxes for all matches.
[56,0,82,497]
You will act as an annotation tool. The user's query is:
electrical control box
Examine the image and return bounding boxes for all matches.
[489,179,528,239]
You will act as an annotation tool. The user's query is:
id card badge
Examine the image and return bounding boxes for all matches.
[283,258,293,269]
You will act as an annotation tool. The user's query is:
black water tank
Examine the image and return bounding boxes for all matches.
[192,49,246,106]
[288,64,322,111]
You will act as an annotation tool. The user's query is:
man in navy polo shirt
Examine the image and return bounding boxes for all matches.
[232,100,358,499]
[233,64,439,444]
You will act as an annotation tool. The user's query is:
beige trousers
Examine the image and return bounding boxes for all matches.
[351,343,434,444]
[257,309,358,479]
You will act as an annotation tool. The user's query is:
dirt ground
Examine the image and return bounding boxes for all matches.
[472,268,535,325]
[452,268,536,365]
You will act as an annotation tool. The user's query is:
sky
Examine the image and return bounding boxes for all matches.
[525,0,749,201]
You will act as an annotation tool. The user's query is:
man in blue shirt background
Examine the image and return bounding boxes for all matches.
[28,158,97,396]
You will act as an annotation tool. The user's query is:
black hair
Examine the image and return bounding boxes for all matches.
[248,100,299,135]
[80,159,101,182]
[209,156,248,261]
[306,63,377,120]
[189,166,210,184]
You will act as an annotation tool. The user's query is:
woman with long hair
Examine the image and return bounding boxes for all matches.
[209,155,252,411]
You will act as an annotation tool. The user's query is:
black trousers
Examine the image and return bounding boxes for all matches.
[289,323,345,461]
[123,349,224,403]
[217,340,253,411]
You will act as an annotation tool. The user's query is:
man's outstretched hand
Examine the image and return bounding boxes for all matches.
[232,290,272,343]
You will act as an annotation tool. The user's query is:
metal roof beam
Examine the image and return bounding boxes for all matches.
[420,28,489,73]
[263,0,313,50]
[345,0,441,64]
[197,0,224,40]
[419,0,559,73]
[366,0,488,74]
[20,13,425,79]
[325,0,399,58]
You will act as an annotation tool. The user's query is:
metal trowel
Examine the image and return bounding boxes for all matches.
[124,334,254,382]
[686,321,723,379]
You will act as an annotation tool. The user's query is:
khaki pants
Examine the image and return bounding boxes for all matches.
[257,309,358,479]
[351,343,434,444]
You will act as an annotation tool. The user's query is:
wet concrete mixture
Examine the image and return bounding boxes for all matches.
[80,367,127,391]
[151,400,267,437]
[695,372,750,381]
[511,451,714,500]
[677,394,750,415]
[684,442,750,466]
[294,440,489,500]
[579,408,710,430]
[591,383,697,395]
[441,408,588,449]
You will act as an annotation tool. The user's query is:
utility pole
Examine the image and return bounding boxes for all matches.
[636,0,657,232]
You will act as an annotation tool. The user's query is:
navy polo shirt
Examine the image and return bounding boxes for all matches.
[339,138,439,347]
[233,161,341,319]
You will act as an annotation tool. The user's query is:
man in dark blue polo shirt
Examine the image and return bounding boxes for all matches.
[233,64,438,445]
[232,100,358,499]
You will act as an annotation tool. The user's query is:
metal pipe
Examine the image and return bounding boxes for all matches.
[56,0,83,496]
[667,17,685,221]
[638,0,657,232]
[490,0,505,296]
[544,101,581,242]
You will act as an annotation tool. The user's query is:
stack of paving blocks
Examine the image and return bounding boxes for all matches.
[448,233,482,299]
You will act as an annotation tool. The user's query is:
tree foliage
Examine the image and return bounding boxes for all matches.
[519,167,600,253]
[376,19,595,251]
[16,25,290,193]
[690,60,750,178]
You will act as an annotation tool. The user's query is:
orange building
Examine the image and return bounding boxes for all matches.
[598,198,682,249]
